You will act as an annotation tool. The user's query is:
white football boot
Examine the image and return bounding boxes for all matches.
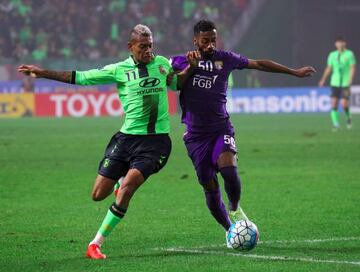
[226,230,232,248]
[229,206,248,223]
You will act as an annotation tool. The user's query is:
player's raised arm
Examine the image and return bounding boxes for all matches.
[176,50,201,89]
[17,64,73,83]
[246,59,316,78]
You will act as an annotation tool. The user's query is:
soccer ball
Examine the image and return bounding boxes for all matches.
[227,220,259,251]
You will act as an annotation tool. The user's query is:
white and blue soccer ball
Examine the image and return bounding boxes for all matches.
[227,220,259,251]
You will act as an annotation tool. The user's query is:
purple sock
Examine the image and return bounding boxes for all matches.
[204,189,231,230]
[219,166,241,211]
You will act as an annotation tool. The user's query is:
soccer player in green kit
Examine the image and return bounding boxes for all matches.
[319,37,356,130]
[18,24,185,259]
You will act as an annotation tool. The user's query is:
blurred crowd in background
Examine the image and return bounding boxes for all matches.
[0,0,247,63]
[3,0,356,88]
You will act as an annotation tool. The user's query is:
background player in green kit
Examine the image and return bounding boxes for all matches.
[18,24,179,259]
[319,37,356,130]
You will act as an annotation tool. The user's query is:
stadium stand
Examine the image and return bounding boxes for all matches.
[0,0,247,62]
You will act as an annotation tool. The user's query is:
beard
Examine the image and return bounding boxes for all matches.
[199,48,215,59]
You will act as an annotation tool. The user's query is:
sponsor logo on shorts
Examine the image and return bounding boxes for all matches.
[159,155,167,165]
[111,145,118,154]
[104,158,110,168]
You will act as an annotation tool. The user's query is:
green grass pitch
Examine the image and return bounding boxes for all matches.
[1,114,359,272]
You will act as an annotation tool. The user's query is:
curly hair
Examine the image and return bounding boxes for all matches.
[193,20,217,35]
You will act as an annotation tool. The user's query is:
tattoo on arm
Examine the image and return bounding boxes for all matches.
[254,60,295,75]
[40,70,73,84]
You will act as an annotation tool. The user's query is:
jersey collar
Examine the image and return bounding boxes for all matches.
[129,54,156,66]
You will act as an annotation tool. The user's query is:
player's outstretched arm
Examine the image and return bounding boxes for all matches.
[247,59,316,78]
[18,64,73,83]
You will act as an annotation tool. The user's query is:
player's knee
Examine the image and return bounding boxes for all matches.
[202,179,219,191]
[217,152,237,168]
[92,189,106,201]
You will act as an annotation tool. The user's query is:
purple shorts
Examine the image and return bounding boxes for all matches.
[183,130,237,184]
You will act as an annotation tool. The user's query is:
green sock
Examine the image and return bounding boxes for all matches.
[331,110,339,126]
[114,182,120,190]
[114,177,124,190]
[98,208,122,237]
[344,107,351,120]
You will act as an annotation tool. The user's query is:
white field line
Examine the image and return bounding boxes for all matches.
[159,247,360,266]
[182,236,360,249]
[152,237,360,266]
[260,236,360,244]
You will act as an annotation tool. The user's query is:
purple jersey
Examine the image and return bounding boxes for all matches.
[170,50,248,133]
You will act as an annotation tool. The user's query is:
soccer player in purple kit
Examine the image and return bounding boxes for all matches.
[170,20,316,245]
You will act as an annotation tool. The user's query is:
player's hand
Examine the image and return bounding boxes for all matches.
[17,64,43,78]
[294,66,316,78]
[318,79,325,87]
[186,50,201,68]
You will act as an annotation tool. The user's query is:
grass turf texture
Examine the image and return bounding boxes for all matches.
[0,114,359,272]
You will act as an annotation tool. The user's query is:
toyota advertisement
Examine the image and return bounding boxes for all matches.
[1,80,360,118]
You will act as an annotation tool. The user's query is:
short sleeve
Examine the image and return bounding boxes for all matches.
[157,57,178,91]
[327,53,333,67]
[228,52,249,70]
[349,51,356,65]
[162,57,173,71]
[75,63,117,85]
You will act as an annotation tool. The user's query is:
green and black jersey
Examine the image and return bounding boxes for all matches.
[75,55,176,135]
[327,49,356,88]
